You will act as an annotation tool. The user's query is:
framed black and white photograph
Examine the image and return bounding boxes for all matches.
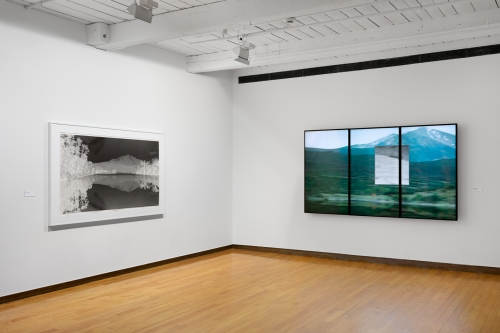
[49,123,165,226]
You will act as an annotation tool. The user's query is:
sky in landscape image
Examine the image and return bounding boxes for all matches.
[305,130,348,149]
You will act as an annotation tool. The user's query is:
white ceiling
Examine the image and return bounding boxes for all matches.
[7,0,500,74]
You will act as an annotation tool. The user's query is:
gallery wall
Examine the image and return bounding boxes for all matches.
[232,53,500,267]
[0,1,233,297]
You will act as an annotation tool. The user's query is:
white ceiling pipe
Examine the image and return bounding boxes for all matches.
[190,0,491,45]
[25,0,58,10]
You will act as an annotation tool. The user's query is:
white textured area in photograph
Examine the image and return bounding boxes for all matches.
[232,52,500,268]
[0,1,233,297]
[375,146,409,185]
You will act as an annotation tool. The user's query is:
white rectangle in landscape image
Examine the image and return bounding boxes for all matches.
[375,145,409,185]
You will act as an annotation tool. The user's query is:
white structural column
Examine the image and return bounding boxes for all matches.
[187,8,500,73]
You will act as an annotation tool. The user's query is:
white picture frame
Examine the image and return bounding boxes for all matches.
[49,123,165,227]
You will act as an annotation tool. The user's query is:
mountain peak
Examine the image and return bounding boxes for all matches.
[407,127,456,148]
[109,154,141,165]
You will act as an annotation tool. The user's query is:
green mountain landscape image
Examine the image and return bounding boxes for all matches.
[305,125,457,220]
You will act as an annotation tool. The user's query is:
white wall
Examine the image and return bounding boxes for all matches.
[0,1,232,297]
[233,53,500,267]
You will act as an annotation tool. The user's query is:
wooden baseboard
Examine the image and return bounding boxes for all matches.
[233,244,500,275]
[2,244,499,305]
[0,245,232,305]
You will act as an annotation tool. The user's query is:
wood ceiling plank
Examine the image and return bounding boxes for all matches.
[157,1,181,11]
[298,27,325,38]
[472,0,497,10]
[36,4,92,23]
[180,0,205,6]
[404,0,422,7]
[400,10,422,21]
[254,23,281,31]
[57,0,125,22]
[155,41,202,55]
[338,20,366,31]
[195,0,224,3]
[77,0,133,20]
[93,0,127,11]
[372,1,397,12]
[439,3,459,15]
[355,17,380,28]
[251,23,289,42]
[373,0,411,24]
[355,4,379,15]
[295,18,326,37]
[453,2,474,13]
[152,8,169,14]
[283,29,314,40]
[418,0,437,5]
[41,2,111,23]
[425,6,445,17]
[296,15,318,24]
[309,25,338,36]
[369,15,395,26]
[323,22,352,33]
[182,34,219,43]
[341,7,363,17]
[163,0,192,9]
[176,38,220,53]
[385,12,411,23]
[249,35,276,45]
[206,39,239,49]
[309,13,334,23]
[258,33,287,43]
[414,8,434,19]
[390,0,410,9]
[265,29,300,42]
[6,0,29,5]
[325,10,349,20]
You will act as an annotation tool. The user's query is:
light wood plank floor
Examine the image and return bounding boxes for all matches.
[1,249,500,333]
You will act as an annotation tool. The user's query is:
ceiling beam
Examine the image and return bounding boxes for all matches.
[94,0,382,50]
[186,9,500,73]
[234,34,500,76]
[189,0,480,46]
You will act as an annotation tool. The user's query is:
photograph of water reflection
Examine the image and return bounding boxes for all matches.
[60,134,160,215]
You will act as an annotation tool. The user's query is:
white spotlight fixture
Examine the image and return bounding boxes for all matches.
[232,38,256,65]
[127,0,158,24]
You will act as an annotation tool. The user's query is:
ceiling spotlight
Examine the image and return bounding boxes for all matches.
[232,39,256,65]
[127,0,158,24]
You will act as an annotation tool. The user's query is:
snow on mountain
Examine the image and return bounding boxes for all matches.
[351,133,399,149]
[424,128,456,148]
[108,154,142,165]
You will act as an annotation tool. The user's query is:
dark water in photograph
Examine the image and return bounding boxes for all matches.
[60,174,159,214]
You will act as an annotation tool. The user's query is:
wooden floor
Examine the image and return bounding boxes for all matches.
[1,249,500,333]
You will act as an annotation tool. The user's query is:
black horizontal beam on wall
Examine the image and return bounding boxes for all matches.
[238,44,500,84]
